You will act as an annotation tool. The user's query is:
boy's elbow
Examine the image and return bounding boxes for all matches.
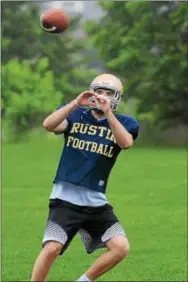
[121,136,134,149]
[43,120,53,131]
[122,142,133,150]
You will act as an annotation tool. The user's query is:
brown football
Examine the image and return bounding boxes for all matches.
[40,8,69,34]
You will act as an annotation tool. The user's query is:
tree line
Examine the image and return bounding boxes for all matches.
[2,1,188,141]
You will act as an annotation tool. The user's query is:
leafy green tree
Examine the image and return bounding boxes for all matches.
[2,1,80,70]
[85,1,188,127]
[2,1,97,98]
[2,58,61,136]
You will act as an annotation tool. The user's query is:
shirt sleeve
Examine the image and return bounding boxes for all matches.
[129,123,139,140]
[120,115,140,140]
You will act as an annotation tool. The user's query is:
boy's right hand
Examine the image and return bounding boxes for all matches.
[75,91,98,107]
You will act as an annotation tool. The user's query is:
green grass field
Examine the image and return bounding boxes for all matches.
[2,138,187,281]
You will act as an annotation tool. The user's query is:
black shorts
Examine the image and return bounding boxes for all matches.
[42,199,126,255]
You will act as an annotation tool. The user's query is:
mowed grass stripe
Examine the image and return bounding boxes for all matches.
[2,140,187,281]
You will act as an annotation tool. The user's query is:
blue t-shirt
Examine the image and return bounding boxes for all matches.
[53,107,139,193]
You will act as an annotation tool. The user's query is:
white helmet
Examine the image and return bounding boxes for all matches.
[89,74,123,111]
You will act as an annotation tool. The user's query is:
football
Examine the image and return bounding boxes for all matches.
[40,8,69,34]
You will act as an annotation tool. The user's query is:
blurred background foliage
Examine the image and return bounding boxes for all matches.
[1,1,188,144]
[85,1,188,128]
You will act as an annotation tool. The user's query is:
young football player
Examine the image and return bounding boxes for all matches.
[31,74,139,281]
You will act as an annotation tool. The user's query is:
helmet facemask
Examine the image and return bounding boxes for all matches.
[89,84,122,112]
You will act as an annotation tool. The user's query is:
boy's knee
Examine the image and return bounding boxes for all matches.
[44,241,63,257]
[107,236,130,261]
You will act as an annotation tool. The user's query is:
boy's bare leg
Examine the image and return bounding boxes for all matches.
[76,236,130,281]
[31,241,63,281]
